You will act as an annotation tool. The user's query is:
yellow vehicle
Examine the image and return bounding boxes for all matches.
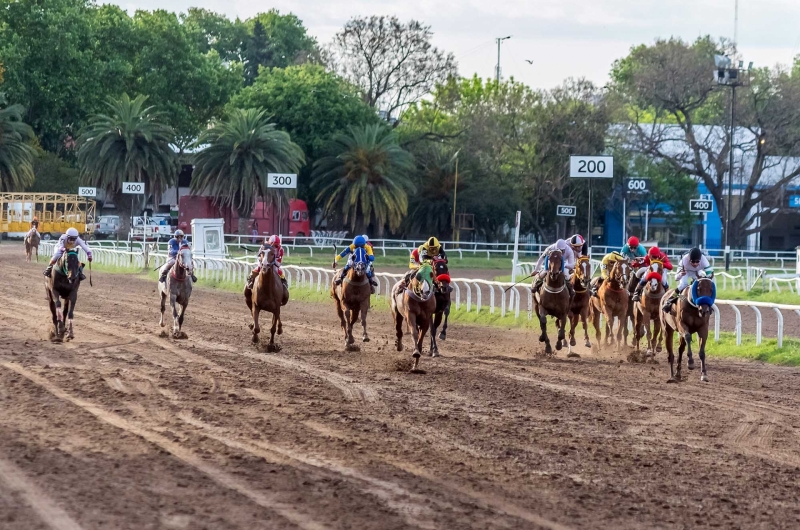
[0,193,96,240]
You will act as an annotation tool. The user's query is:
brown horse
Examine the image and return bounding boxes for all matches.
[245,247,289,351]
[429,257,452,357]
[623,270,640,346]
[159,246,193,339]
[44,249,82,342]
[391,262,437,371]
[590,259,631,351]
[330,251,372,351]
[633,259,666,358]
[568,255,592,350]
[661,277,715,383]
[25,230,40,262]
[531,249,571,355]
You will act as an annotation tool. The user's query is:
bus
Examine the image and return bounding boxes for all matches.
[0,193,96,240]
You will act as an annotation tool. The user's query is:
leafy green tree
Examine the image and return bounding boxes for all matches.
[27,151,80,194]
[404,146,459,237]
[312,124,414,235]
[77,94,178,237]
[182,8,247,62]
[191,108,305,234]
[0,94,36,191]
[247,10,318,69]
[131,10,242,150]
[243,20,272,86]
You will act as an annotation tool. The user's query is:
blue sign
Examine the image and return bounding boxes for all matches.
[790,195,800,208]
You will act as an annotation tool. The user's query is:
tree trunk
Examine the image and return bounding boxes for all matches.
[237,205,251,236]
[114,191,133,240]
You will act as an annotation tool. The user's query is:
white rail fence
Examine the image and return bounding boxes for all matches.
[39,242,800,349]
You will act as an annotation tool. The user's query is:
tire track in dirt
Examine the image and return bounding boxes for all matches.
[0,362,330,530]
[0,453,85,530]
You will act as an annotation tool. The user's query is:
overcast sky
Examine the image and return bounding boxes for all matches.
[107,0,800,89]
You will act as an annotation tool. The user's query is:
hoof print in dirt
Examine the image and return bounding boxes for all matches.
[264,343,282,353]
[172,331,188,340]
[345,343,361,352]
[566,352,581,359]
[159,330,169,338]
[409,368,427,375]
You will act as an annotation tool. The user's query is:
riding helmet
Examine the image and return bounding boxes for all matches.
[353,235,366,247]
[66,227,80,238]
[174,229,185,237]
[269,234,281,247]
[556,239,568,250]
[425,236,441,255]
[568,234,585,248]
[628,236,639,248]
[648,246,661,257]
[689,248,703,262]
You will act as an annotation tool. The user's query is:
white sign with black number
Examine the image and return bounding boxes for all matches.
[78,187,96,197]
[569,156,613,178]
[556,205,577,217]
[121,182,145,195]
[267,173,297,189]
[624,178,650,192]
[689,199,714,212]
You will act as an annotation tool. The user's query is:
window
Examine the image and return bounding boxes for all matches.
[301,212,308,221]
[292,210,301,221]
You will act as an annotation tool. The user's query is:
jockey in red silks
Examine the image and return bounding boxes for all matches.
[631,245,673,302]
[246,235,287,289]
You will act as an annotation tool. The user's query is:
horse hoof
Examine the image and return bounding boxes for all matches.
[412,351,421,359]
[362,337,370,343]
[160,321,165,328]
[538,335,545,343]
[555,342,563,351]
[584,341,591,348]
[345,344,360,352]
[656,346,663,353]
[277,328,283,336]
[569,338,576,346]
[248,323,254,330]
[545,344,553,354]
[266,343,281,353]
[395,342,403,352]
[687,360,695,370]
[252,335,259,344]
[438,332,446,340]
[700,374,710,382]
[431,351,439,358]
[667,378,679,384]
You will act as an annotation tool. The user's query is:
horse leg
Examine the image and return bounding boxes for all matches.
[665,326,677,383]
[360,300,370,343]
[684,332,695,371]
[177,303,187,336]
[267,310,280,352]
[538,313,552,354]
[651,317,662,360]
[394,307,404,352]
[171,292,180,338]
[590,305,602,348]
[159,290,167,327]
[54,296,64,339]
[430,311,442,357]
[556,317,566,351]
[345,308,360,351]
[581,310,591,348]
[252,307,261,344]
[676,335,686,382]
[66,294,77,340]
[408,312,421,369]
[418,315,431,360]
[698,327,710,382]
[439,302,450,340]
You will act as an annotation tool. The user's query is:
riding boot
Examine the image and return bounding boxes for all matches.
[281,277,288,289]
[590,278,602,298]
[531,277,543,294]
[43,264,53,277]
[78,265,86,281]
[566,281,575,301]
[368,275,377,294]
[245,270,257,290]
[159,269,169,283]
[191,274,198,283]
[631,283,644,302]
[662,292,679,313]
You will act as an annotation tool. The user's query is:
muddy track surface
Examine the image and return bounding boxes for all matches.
[2,250,800,530]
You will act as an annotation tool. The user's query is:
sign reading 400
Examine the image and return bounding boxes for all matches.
[267,173,297,189]
[121,182,145,195]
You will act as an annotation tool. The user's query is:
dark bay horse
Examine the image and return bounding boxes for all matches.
[531,249,571,355]
[661,277,715,383]
[568,255,592,350]
[391,262,437,371]
[590,259,631,351]
[159,246,193,338]
[25,230,40,262]
[331,247,372,351]
[633,259,666,358]
[44,249,82,342]
[429,257,452,357]
[245,247,289,351]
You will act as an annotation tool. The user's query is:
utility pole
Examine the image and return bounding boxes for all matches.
[495,36,511,83]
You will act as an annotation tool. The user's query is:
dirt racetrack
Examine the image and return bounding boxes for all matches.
[2,250,800,530]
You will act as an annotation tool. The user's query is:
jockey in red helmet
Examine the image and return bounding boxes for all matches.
[246,234,287,290]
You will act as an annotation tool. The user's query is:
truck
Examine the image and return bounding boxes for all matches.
[0,193,96,240]
[177,196,310,240]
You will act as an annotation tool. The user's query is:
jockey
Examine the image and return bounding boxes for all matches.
[631,246,673,302]
[159,230,197,283]
[43,227,92,280]
[401,236,448,288]
[620,236,646,263]
[363,234,375,276]
[334,235,376,288]
[531,239,576,298]
[567,234,588,258]
[589,251,626,298]
[662,247,713,313]
[25,218,41,241]
[246,235,287,289]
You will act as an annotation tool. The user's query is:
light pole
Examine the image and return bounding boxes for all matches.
[495,36,511,83]
[451,150,461,242]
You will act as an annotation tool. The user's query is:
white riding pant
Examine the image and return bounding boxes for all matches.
[636,266,670,288]
[676,269,702,291]
[160,257,176,276]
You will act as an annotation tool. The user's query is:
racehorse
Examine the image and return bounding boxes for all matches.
[568,255,592,350]
[429,257,452,357]
[25,231,40,262]
[633,259,666,358]
[661,276,715,383]
[331,246,372,351]
[391,262,437,371]
[44,249,82,342]
[623,269,640,346]
[245,246,289,351]
[589,259,631,351]
[531,249,571,355]
[159,245,193,339]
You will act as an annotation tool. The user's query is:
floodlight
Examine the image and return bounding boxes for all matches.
[748,61,754,69]
[738,60,744,68]
[714,55,731,68]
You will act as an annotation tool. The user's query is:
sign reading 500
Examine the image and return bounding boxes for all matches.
[121,182,145,195]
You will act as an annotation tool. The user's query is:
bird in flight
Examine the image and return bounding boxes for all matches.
[525,59,534,64]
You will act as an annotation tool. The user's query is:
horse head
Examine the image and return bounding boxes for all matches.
[413,262,435,297]
[547,249,564,282]
[350,247,369,279]
[611,259,631,287]
[176,246,193,278]
[431,258,451,292]
[646,259,665,293]
[574,256,591,290]
[58,250,81,283]
[691,277,716,317]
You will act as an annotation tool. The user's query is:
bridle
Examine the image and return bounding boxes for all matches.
[573,256,590,292]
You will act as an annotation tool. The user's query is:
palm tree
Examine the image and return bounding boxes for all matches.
[405,146,462,238]
[312,124,414,235]
[0,94,36,192]
[77,94,178,237]
[191,108,305,234]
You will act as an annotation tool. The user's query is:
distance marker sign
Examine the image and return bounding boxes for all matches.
[121,182,145,194]
[624,178,650,192]
[267,173,297,189]
[689,199,714,213]
[569,156,613,178]
[556,205,577,217]
[78,187,96,198]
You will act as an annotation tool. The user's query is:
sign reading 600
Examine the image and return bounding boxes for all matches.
[121,182,145,194]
